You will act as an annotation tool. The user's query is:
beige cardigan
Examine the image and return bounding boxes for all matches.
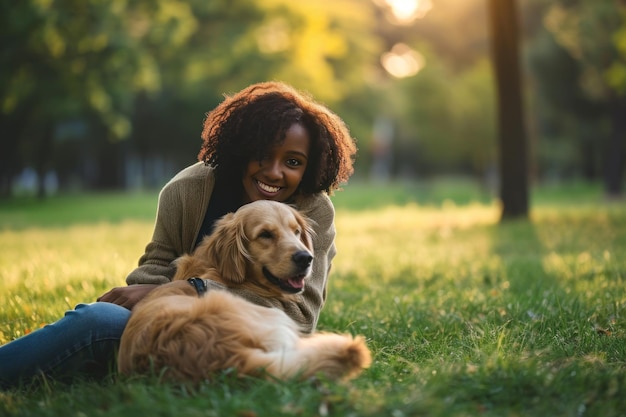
[126,162,337,333]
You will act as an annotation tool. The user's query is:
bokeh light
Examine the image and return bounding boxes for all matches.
[381,43,425,78]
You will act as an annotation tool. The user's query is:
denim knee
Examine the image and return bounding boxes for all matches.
[69,302,131,338]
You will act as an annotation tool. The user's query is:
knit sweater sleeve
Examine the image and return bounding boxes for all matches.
[202,193,336,333]
[125,183,184,284]
[126,163,212,285]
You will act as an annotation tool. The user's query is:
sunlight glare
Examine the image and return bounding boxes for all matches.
[383,0,432,24]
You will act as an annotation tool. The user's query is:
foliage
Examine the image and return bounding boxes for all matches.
[524,0,626,186]
[1,0,624,196]
[543,0,626,100]
[365,0,497,179]
[0,0,194,138]
[613,10,626,95]
[1,183,626,416]
[0,0,382,192]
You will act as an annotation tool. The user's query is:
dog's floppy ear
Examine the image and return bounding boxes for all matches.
[296,211,315,252]
[204,212,248,284]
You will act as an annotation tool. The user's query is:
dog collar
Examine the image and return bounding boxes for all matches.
[187,277,207,296]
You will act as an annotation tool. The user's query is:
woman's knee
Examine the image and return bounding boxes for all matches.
[68,302,131,336]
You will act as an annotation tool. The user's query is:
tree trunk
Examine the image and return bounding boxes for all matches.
[487,0,529,220]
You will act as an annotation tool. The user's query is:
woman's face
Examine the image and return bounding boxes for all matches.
[242,123,310,203]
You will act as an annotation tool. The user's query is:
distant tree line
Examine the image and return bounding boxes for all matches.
[1,0,624,201]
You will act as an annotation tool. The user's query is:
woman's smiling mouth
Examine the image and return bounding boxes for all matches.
[257,180,281,194]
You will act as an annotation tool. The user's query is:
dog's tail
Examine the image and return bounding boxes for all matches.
[247,333,372,381]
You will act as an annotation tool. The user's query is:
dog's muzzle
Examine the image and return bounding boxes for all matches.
[262,250,312,294]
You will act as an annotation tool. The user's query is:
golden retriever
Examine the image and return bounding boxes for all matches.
[117,200,371,383]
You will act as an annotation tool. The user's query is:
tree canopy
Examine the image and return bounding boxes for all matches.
[1,0,624,205]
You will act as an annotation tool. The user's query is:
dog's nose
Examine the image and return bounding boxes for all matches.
[292,251,313,269]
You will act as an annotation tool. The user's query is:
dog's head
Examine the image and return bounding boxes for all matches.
[202,200,314,295]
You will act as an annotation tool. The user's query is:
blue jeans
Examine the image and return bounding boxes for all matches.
[0,302,130,389]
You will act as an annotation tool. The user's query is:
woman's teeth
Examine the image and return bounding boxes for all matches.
[257,181,280,193]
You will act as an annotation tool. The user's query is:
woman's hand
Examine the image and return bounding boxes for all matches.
[97,284,159,310]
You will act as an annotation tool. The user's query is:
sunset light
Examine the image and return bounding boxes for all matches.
[379,0,433,24]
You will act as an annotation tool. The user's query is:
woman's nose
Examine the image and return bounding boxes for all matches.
[263,159,283,179]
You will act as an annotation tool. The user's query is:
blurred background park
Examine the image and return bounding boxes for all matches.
[1,0,625,209]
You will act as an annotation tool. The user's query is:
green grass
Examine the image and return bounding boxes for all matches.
[1,180,625,416]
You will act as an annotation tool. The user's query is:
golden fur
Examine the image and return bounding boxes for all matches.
[117,200,371,383]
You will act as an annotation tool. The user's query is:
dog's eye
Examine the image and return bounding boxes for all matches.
[259,230,274,239]
[294,229,301,237]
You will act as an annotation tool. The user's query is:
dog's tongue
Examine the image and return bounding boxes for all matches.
[288,277,305,289]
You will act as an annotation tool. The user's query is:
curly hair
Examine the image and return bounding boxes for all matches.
[198,82,357,195]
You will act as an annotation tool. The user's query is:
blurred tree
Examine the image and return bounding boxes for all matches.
[612,8,626,95]
[487,0,529,219]
[0,0,196,195]
[389,43,458,176]
[129,0,381,174]
[449,59,497,181]
[526,27,606,182]
[0,0,381,195]
[367,0,498,181]
[374,0,490,71]
[542,0,626,197]
[9,0,620,197]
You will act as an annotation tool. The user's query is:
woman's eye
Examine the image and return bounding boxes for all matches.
[286,158,302,167]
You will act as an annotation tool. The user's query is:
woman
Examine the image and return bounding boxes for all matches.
[0,81,357,389]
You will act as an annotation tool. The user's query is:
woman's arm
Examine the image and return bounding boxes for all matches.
[125,184,185,285]
[97,284,159,309]
[126,164,213,286]
[97,184,186,309]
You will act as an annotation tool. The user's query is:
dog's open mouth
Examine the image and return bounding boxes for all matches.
[262,267,306,294]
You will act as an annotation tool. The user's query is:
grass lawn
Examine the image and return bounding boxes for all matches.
[0,180,624,416]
